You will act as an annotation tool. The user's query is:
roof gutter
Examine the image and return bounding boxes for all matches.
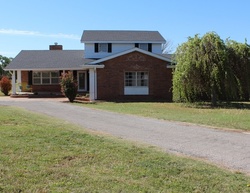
[82,64,105,69]
[4,65,104,71]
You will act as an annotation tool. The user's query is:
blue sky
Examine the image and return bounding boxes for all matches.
[1,0,250,58]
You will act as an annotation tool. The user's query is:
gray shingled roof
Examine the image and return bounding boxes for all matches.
[81,30,166,43]
[5,50,95,70]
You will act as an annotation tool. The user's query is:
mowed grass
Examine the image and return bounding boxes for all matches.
[0,107,250,192]
[79,102,250,131]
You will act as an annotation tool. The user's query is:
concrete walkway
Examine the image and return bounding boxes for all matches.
[0,97,250,174]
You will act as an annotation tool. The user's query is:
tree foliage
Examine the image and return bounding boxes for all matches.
[173,32,249,105]
[0,55,12,78]
[226,40,250,100]
[60,71,78,102]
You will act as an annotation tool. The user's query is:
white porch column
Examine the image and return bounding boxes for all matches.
[11,70,16,95]
[89,68,97,101]
[17,70,21,92]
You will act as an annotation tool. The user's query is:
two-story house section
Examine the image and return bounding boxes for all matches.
[81,30,173,101]
[5,30,174,101]
[81,30,166,58]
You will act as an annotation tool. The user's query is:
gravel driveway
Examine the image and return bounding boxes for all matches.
[1,97,250,174]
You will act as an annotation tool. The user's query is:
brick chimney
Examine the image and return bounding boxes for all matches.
[49,42,63,50]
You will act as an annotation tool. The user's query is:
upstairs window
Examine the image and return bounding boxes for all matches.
[139,43,148,51]
[94,43,112,53]
[135,43,152,52]
[99,43,108,52]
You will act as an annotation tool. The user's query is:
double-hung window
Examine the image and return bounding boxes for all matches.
[99,43,108,52]
[139,43,148,51]
[124,72,149,95]
[135,43,152,52]
[94,43,112,53]
[33,71,59,85]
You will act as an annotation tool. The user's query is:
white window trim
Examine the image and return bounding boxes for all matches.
[33,71,60,85]
[124,71,149,95]
[124,71,149,87]
[124,87,149,95]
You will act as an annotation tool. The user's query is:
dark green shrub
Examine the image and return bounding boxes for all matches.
[60,72,77,102]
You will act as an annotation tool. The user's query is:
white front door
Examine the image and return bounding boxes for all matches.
[77,71,87,91]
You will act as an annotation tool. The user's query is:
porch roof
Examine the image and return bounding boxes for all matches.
[5,50,97,71]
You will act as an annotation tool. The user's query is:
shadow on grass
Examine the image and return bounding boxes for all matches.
[108,99,250,110]
[181,101,250,110]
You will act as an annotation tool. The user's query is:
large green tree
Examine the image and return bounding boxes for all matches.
[173,34,203,102]
[173,32,236,105]
[0,55,12,78]
[226,40,250,101]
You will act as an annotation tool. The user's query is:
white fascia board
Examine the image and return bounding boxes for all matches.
[89,48,172,64]
[5,65,104,71]
[82,64,105,69]
[5,67,86,71]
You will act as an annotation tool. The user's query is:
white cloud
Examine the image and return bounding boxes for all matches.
[0,29,80,40]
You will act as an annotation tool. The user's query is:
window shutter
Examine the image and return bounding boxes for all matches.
[73,70,77,81]
[135,43,139,48]
[87,71,90,91]
[108,43,112,53]
[59,70,63,77]
[148,43,152,52]
[28,71,33,85]
[94,43,98,53]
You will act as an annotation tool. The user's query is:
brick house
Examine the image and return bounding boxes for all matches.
[5,30,174,101]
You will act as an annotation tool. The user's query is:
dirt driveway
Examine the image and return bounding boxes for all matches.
[1,97,250,174]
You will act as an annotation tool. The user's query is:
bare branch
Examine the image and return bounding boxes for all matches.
[163,40,174,54]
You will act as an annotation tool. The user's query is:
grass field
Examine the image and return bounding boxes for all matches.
[78,102,250,131]
[0,106,250,192]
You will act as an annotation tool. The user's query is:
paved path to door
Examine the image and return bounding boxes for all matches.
[0,97,250,174]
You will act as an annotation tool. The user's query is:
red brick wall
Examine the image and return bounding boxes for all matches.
[32,85,61,93]
[97,51,173,101]
[49,45,63,50]
[21,71,28,83]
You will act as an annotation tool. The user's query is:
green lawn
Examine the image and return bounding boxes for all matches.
[0,106,250,192]
[79,102,250,131]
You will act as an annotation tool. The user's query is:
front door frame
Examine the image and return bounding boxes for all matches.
[77,71,87,91]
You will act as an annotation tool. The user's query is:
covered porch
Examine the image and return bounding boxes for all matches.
[9,67,102,101]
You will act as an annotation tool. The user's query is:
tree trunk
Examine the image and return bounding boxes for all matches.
[211,84,217,106]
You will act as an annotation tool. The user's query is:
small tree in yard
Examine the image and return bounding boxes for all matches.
[60,72,78,102]
[0,76,11,96]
